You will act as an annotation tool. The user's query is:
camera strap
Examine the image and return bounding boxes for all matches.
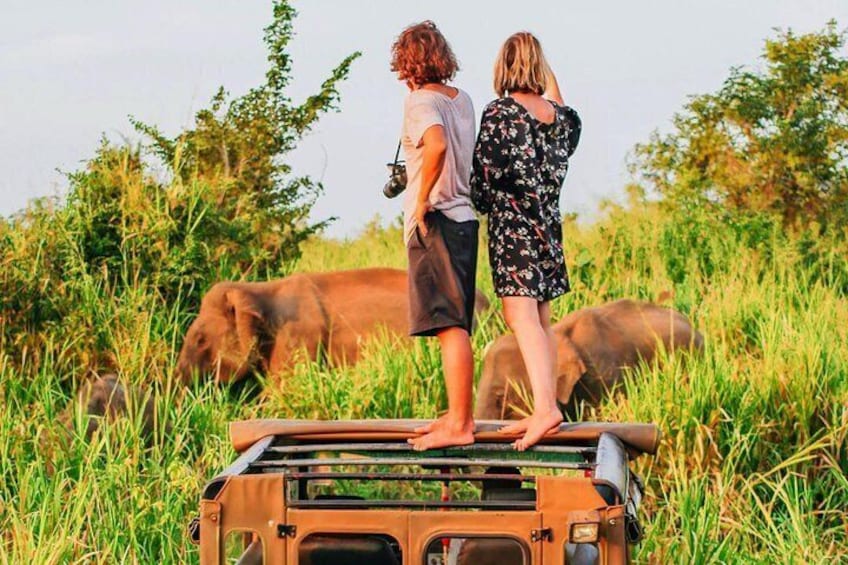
[392,139,403,167]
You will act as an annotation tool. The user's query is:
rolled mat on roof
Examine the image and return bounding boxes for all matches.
[229,419,661,456]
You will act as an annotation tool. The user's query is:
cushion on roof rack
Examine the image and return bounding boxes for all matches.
[229,419,661,456]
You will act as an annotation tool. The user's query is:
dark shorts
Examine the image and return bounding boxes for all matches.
[407,211,479,337]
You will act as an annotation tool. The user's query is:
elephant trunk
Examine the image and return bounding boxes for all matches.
[174,353,194,385]
[474,358,502,421]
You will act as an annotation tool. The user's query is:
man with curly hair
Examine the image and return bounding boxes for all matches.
[391,21,478,450]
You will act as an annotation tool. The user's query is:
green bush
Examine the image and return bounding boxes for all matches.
[0,0,359,376]
[634,21,848,231]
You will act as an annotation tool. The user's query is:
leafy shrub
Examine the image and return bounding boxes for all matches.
[0,1,359,373]
[634,21,848,231]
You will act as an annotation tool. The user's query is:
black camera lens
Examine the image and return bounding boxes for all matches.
[383,164,407,198]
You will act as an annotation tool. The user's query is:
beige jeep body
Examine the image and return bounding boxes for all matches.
[192,419,659,564]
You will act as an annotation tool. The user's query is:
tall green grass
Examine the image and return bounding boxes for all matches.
[1,202,846,563]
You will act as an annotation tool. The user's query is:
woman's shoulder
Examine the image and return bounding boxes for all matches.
[550,101,580,125]
[482,97,521,118]
[549,102,582,155]
[485,97,518,110]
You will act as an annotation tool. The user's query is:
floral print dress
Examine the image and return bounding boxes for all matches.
[471,97,581,301]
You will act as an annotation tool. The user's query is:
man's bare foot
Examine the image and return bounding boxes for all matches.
[513,410,563,451]
[414,413,449,434]
[499,416,532,435]
[408,417,475,451]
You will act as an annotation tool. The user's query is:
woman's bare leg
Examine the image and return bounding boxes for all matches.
[539,300,559,399]
[498,297,562,450]
[500,301,560,434]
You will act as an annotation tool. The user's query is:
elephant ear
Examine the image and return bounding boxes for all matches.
[225,288,262,357]
[555,336,587,406]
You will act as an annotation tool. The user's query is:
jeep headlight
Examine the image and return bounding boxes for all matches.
[569,522,599,543]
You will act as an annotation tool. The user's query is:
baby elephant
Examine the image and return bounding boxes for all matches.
[73,374,156,439]
[475,299,703,420]
[60,373,157,439]
[42,375,159,476]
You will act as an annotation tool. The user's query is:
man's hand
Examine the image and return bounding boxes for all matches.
[414,199,433,236]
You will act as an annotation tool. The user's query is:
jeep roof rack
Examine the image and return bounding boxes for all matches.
[200,419,658,512]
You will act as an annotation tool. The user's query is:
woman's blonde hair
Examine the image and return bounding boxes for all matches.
[493,32,550,97]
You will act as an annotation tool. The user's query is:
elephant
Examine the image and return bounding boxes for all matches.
[176,268,491,384]
[474,299,703,420]
[65,374,157,439]
[44,374,157,475]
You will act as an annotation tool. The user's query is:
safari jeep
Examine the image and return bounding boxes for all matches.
[189,419,658,564]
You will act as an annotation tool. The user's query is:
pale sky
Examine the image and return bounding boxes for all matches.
[1,1,846,236]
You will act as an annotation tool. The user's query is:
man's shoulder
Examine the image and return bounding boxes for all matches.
[456,88,474,110]
[404,89,439,106]
[405,86,470,105]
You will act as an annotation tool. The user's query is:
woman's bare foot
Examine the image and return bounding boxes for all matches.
[408,417,475,451]
[498,416,532,435]
[512,409,563,451]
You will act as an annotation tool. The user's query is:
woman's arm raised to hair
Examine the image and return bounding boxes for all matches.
[544,64,564,106]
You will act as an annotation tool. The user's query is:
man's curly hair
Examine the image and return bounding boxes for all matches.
[391,21,459,85]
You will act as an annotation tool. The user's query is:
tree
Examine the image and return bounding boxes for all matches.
[0,1,361,353]
[634,21,848,231]
[132,0,361,253]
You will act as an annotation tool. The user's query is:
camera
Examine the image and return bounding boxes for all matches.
[383,162,407,198]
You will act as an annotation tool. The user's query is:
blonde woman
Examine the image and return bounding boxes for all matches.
[471,32,581,450]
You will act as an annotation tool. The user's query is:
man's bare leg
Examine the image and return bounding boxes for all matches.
[497,297,562,450]
[409,326,475,450]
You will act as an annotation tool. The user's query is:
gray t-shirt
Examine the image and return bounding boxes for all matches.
[401,88,476,243]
